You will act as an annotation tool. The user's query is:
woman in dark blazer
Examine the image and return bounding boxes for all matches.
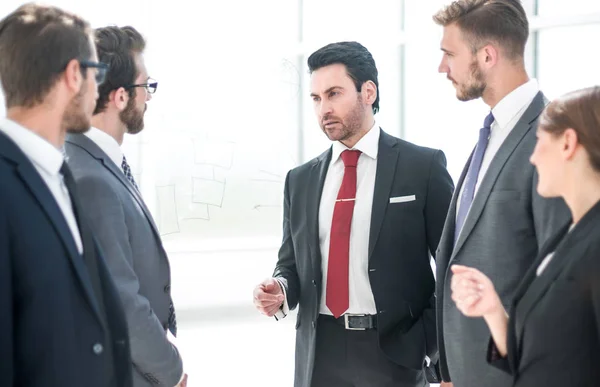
[450,85,600,387]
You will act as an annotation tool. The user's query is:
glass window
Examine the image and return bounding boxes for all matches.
[302,0,402,48]
[537,24,600,99]
[537,0,600,16]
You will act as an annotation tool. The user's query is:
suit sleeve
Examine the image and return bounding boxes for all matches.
[531,170,570,248]
[486,337,512,374]
[272,171,301,311]
[425,150,454,258]
[75,175,183,386]
[423,150,454,362]
[0,197,14,386]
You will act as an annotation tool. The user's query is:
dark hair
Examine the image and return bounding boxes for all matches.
[94,26,146,114]
[0,3,92,108]
[307,41,380,114]
[540,86,600,172]
[433,0,529,61]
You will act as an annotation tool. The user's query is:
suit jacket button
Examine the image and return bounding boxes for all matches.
[164,284,171,293]
[93,343,103,355]
[312,280,317,286]
[312,321,316,328]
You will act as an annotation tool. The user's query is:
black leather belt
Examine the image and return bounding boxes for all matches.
[319,313,377,330]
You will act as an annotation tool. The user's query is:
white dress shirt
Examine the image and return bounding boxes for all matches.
[318,121,379,315]
[84,126,124,169]
[0,118,83,253]
[456,79,540,220]
[276,122,380,318]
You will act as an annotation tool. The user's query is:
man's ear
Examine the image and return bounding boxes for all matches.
[362,80,377,107]
[63,59,83,93]
[480,44,499,69]
[111,87,129,111]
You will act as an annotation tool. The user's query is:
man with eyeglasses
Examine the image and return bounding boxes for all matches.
[64,26,186,387]
[0,4,132,387]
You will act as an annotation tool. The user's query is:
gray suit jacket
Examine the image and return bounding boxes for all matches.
[65,134,183,387]
[435,92,570,387]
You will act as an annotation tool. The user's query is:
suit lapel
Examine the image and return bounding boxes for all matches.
[368,130,400,259]
[452,92,547,259]
[513,205,599,343]
[66,134,161,240]
[504,221,570,369]
[439,150,471,270]
[307,149,331,277]
[0,132,104,323]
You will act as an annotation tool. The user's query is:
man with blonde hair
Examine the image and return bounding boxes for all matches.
[432,1,569,386]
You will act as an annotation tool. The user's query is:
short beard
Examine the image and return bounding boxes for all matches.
[63,85,90,134]
[320,94,366,142]
[120,93,145,135]
[457,59,486,102]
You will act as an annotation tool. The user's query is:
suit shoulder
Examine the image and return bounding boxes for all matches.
[395,137,441,157]
[386,135,445,167]
[287,148,330,179]
[0,159,19,201]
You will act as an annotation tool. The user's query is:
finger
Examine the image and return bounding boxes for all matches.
[456,294,481,316]
[261,279,283,295]
[461,294,482,314]
[260,302,282,317]
[451,265,485,279]
[261,278,278,291]
[255,290,284,303]
[264,303,282,317]
[452,270,486,288]
[450,275,479,291]
[254,296,282,308]
[452,287,481,302]
[450,264,473,274]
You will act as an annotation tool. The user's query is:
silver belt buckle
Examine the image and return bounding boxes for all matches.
[344,313,367,330]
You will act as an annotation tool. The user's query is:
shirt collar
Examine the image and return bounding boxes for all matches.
[0,117,64,176]
[84,126,123,168]
[491,79,540,129]
[331,121,379,164]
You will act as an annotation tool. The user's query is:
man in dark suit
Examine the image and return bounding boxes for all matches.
[64,26,185,387]
[0,4,132,386]
[432,1,570,386]
[253,41,454,387]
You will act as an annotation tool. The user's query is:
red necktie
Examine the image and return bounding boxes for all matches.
[326,149,361,318]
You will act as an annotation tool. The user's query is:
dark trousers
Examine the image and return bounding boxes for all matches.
[311,315,427,387]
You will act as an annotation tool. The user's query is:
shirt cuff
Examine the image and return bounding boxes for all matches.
[273,278,289,321]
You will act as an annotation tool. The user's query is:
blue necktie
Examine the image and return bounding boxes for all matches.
[455,112,494,244]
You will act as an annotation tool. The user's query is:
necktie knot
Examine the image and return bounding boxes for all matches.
[340,149,361,167]
[479,112,494,143]
[483,111,494,130]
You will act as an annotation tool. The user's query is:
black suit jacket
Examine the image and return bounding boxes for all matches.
[273,129,454,387]
[488,200,600,386]
[0,131,132,387]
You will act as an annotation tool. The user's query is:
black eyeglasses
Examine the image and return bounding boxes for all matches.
[125,77,158,94]
[80,60,109,85]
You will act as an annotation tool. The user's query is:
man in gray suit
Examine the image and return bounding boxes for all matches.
[432,1,569,386]
[64,26,186,387]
